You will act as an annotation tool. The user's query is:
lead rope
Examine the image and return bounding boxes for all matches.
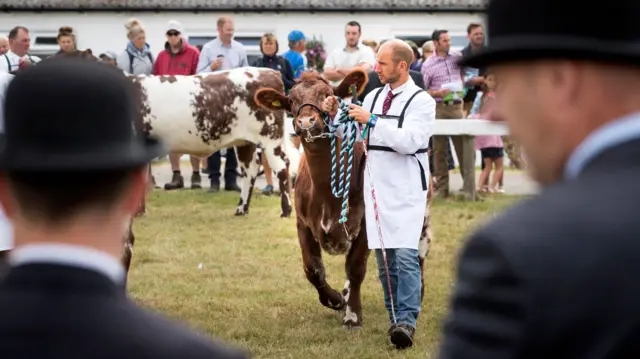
[327,93,396,325]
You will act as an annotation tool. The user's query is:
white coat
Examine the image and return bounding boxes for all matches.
[334,77,435,250]
[0,71,13,251]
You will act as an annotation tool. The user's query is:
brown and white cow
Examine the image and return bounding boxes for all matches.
[254,69,434,328]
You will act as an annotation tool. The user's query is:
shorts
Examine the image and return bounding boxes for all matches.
[480,147,504,170]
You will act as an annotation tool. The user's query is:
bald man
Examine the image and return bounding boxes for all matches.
[322,39,435,349]
[0,37,8,56]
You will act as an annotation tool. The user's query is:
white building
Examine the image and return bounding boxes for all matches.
[0,0,485,61]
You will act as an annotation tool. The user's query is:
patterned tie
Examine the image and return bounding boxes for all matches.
[382,90,398,115]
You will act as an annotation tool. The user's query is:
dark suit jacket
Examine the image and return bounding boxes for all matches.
[361,70,425,100]
[0,263,249,359]
[437,138,640,359]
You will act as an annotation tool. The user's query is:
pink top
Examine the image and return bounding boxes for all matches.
[473,93,504,150]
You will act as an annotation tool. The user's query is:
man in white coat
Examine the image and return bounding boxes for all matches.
[0,71,14,275]
[322,39,435,349]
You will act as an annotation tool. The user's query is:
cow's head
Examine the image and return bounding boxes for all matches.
[254,69,368,141]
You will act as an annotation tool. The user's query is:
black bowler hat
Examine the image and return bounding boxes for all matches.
[0,57,166,171]
[460,0,640,68]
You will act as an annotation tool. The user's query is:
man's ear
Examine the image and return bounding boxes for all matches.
[254,88,292,112]
[333,68,369,99]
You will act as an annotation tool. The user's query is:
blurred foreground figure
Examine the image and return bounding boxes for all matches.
[437,0,640,358]
[0,58,249,359]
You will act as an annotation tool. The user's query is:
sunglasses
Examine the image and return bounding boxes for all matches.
[167,31,180,37]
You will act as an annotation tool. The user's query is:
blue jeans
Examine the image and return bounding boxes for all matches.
[375,248,421,329]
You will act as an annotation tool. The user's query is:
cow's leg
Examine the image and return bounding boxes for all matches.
[342,222,370,328]
[298,219,346,311]
[234,144,259,216]
[121,218,135,287]
[263,143,292,218]
[417,185,434,304]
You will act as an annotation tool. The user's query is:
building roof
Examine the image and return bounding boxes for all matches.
[0,0,487,12]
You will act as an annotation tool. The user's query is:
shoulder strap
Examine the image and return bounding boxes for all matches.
[147,52,153,64]
[4,54,10,72]
[369,87,384,113]
[128,51,135,73]
[397,89,424,129]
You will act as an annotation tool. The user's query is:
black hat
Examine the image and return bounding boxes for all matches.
[460,0,640,68]
[0,57,166,171]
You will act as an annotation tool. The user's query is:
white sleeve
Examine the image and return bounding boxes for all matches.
[324,50,337,69]
[359,47,376,66]
[372,92,435,155]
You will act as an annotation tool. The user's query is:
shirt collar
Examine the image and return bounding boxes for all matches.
[9,243,126,283]
[564,111,640,180]
[385,77,414,96]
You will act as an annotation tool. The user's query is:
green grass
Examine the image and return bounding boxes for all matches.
[128,190,525,358]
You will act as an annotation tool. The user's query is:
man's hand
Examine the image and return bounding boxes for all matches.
[210,57,224,71]
[347,103,371,125]
[439,88,451,97]
[322,96,339,118]
[470,76,485,86]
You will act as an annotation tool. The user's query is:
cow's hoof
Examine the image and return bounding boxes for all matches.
[280,211,292,218]
[342,322,362,330]
[235,210,248,216]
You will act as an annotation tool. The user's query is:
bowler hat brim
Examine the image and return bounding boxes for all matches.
[459,35,640,69]
[0,136,167,171]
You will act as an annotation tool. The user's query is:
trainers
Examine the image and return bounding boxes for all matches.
[164,172,184,190]
[261,184,274,195]
[191,172,202,189]
[389,323,415,350]
[208,181,220,193]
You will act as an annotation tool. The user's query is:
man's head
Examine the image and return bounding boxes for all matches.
[217,16,235,44]
[345,21,362,49]
[432,29,450,54]
[8,26,30,57]
[166,20,183,48]
[0,36,9,55]
[467,23,484,48]
[375,39,413,85]
[288,30,306,52]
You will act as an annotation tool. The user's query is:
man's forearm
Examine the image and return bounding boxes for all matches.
[323,68,345,82]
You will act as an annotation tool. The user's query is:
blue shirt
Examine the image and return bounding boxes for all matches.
[196,38,248,73]
[564,111,640,180]
[282,49,304,78]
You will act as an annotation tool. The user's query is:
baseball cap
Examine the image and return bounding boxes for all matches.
[99,50,118,60]
[288,30,306,42]
[166,20,183,34]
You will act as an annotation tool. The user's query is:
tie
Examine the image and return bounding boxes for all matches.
[382,90,398,115]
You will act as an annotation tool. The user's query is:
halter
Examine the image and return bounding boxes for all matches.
[294,103,332,142]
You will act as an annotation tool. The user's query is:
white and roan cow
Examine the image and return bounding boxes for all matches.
[122,66,300,281]
[131,66,298,217]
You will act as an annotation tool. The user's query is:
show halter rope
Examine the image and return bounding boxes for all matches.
[325,85,397,324]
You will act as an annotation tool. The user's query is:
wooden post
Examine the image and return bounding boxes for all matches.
[461,135,477,201]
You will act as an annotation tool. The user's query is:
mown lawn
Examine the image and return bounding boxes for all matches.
[128,190,525,359]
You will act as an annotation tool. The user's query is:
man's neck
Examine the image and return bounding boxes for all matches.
[389,74,410,90]
[11,49,26,57]
[436,50,448,58]
[345,44,358,52]
[470,43,484,52]
[170,41,182,54]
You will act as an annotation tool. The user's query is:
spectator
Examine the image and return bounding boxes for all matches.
[0,36,9,56]
[422,29,469,198]
[362,39,378,54]
[1,26,41,73]
[252,32,295,196]
[461,23,488,116]
[472,72,504,193]
[404,40,422,72]
[282,30,307,79]
[99,51,118,66]
[0,70,12,277]
[117,18,154,75]
[154,20,203,191]
[323,21,376,86]
[418,41,434,71]
[56,26,77,54]
[196,15,247,192]
[0,58,249,359]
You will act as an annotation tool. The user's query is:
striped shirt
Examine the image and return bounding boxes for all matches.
[196,38,248,74]
[421,51,464,101]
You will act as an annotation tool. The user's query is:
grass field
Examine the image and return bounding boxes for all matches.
[128,190,525,359]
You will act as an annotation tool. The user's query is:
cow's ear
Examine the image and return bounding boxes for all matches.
[333,68,369,99]
[254,88,291,112]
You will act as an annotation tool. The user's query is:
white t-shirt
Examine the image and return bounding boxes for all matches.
[0,50,42,73]
[324,45,376,85]
[0,71,13,251]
